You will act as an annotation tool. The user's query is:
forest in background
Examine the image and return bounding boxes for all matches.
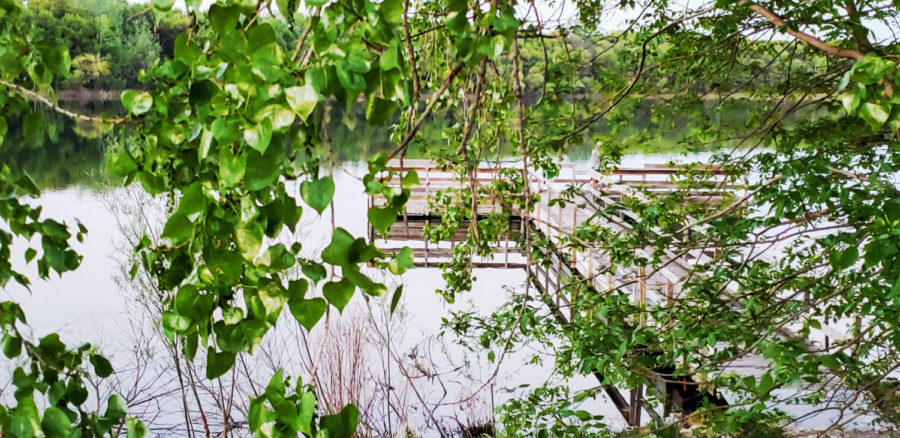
[6,0,817,188]
[25,0,815,100]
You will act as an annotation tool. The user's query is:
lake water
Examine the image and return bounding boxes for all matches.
[3,109,649,436]
[1,109,881,436]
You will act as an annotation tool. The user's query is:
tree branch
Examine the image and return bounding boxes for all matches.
[387,61,466,160]
[746,2,864,60]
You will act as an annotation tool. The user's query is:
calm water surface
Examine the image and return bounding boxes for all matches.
[3,111,863,434]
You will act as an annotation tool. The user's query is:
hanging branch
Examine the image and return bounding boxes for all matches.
[0,79,126,125]
[387,61,466,160]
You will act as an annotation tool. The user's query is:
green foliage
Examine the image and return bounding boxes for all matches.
[4,0,900,435]
[248,370,358,437]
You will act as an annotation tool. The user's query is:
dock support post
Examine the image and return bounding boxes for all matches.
[587,249,595,282]
[630,384,643,426]
[504,234,509,268]
[536,179,543,223]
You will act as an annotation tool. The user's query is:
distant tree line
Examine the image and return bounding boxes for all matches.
[24,0,189,90]
[24,0,818,101]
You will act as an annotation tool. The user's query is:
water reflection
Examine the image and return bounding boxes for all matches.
[1,99,706,190]
[0,100,739,435]
[5,165,617,436]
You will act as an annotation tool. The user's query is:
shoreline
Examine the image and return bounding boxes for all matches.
[57,88,123,102]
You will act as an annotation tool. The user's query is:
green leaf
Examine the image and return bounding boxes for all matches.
[244,120,273,154]
[255,279,288,323]
[298,392,316,436]
[821,355,841,371]
[176,286,215,320]
[212,118,241,144]
[41,220,69,240]
[121,90,153,115]
[223,307,244,324]
[320,403,358,438]
[851,53,894,84]
[38,334,65,355]
[248,397,267,431]
[285,84,320,121]
[90,354,114,377]
[300,176,335,215]
[368,206,398,236]
[11,397,39,438]
[859,102,890,129]
[152,0,175,10]
[401,170,419,187]
[184,333,199,360]
[108,147,138,176]
[757,372,773,394]
[206,348,236,379]
[389,247,414,275]
[323,278,355,312]
[260,243,295,270]
[380,0,402,24]
[41,407,72,438]
[2,333,21,358]
[104,395,128,421]
[829,246,859,271]
[276,0,298,17]
[246,147,284,191]
[344,267,386,296]
[288,278,310,299]
[126,418,148,438]
[219,148,246,187]
[236,221,264,260]
[266,369,286,398]
[163,311,190,333]
[322,228,355,266]
[390,285,402,315]
[256,105,295,131]
[379,43,400,71]
[175,182,206,221]
[302,262,327,284]
[348,239,381,263]
[161,213,193,244]
[209,3,240,34]
[289,297,327,330]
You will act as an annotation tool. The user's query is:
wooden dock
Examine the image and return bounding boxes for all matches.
[370,159,732,303]
[369,159,847,426]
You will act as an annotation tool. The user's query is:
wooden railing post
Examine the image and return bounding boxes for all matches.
[639,266,647,326]
[504,235,510,268]
[571,206,578,269]
[536,179,543,222]
[424,166,431,266]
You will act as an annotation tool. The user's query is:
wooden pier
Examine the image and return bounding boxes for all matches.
[369,159,847,426]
